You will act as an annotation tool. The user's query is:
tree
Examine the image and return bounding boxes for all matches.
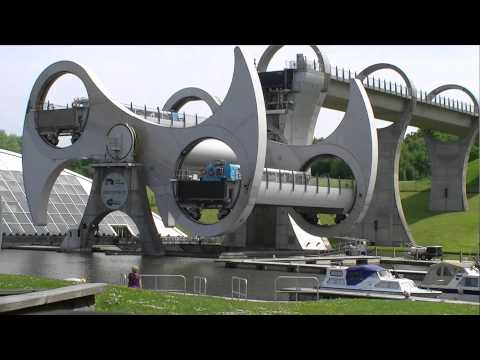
[0,130,92,178]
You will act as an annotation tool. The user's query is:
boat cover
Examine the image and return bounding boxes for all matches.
[346,265,385,286]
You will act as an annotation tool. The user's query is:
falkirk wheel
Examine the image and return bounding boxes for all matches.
[21,46,477,254]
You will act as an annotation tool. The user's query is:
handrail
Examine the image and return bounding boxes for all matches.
[193,276,207,295]
[274,276,320,301]
[120,273,127,286]
[160,236,224,245]
[262,168,354,190]
[286,60,478,116]
[231,276,248,299]
[40,100,209,127]
[121,273,187,294]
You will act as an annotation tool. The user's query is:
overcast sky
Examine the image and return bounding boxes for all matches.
[0,45,478,138]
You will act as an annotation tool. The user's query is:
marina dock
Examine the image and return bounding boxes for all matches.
[216,255,429,280]
[275,287,479,306]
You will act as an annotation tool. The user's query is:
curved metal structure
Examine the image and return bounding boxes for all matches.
[21,45,477,251]
[22,47,267,239]
[257,45,331,80]
[269,78,379,237]
[162,87,221,113]
[426,85,479,112]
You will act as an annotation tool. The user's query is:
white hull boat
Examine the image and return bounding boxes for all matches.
[322,264,441,298]
[420,262,480,295]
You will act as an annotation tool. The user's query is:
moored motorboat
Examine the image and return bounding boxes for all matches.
[420,261,479,295]
[321,264,441,298]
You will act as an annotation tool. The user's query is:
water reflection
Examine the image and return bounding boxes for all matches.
[0,250,319,300]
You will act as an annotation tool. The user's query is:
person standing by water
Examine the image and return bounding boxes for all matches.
[128,266,142,288]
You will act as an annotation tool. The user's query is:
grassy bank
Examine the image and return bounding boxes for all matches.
[0,274,478,315]
[400,192,479,252]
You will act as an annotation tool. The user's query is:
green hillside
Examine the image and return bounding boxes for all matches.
[400,159,479,252]
[466,158,479,193]
[401,192,479,252]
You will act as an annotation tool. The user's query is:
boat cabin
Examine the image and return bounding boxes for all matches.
[324,265,395,287]
[421,262,479,294]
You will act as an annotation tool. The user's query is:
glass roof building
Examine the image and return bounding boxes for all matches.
[0,149,185,238]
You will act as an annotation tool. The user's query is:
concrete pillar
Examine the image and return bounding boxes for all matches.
[352,63,417,247]
[257,45,331,146]
[61,164,164,255]
[424,84,479,212]
[224,206,300,250]
[282,69,328,145]
[353,122,415,247]
[424,126,478,211]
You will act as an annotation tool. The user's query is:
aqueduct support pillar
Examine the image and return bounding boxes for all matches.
[224,206,299,250]
[352,64,416,247]
[424,85,479,212]
[353,122,415,246]
[424,126,478,212]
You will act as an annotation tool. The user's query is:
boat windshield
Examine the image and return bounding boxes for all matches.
[400,279,418,292]
[378,270,393,278]
[346,265,383,285]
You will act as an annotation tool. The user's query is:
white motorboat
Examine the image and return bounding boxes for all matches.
[322,264,441,298]
[420,261,479,295]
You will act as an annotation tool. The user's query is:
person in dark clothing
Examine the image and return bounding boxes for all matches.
[127,266,142,288]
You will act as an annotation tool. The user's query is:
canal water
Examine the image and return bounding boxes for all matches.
[0,250,478,303]
[0,249,323,300]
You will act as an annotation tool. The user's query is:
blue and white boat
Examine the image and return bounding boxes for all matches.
[322,264,441,298]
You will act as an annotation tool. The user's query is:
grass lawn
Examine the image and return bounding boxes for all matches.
[400,191,479,253]
[399,179,431,192]
[466,158,479,194]
[0,274,478,315]
[0,274,72,290]
[396,159,479,253]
